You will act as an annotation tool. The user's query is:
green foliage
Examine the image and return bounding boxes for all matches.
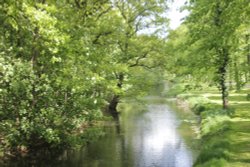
[164,84,186,97]
[166,0,250,165]
[177,89,250,167]
[201,110,231,136]
[179,95,210,115]
[165,0,250,108]
[194,115,231,166]
[195,158,228,167]
[0,0,168,154]
[192,104,207,115]
[246,94,250,101]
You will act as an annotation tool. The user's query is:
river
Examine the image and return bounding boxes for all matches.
[2,97,199,167]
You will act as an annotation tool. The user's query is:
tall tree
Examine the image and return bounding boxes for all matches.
[0,0,169,153]
[183,0,249,109]
[106,0,168,116]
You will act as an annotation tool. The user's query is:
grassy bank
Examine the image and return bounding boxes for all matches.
[172,87,250,167]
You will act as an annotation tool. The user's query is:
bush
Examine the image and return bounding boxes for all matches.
[246,94,250,101]
[195,158,227,167]
[192,104,207,115]
[164,84,186,97]
[0,57,106,154]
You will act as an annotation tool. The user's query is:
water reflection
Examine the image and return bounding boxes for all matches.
[1,99,197,167]
[122,104,194,167]
[74,102,195,167]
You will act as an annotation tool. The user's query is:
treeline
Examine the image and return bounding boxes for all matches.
[0,0,167,153]
[165,0,250,109]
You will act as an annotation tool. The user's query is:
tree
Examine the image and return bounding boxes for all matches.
[0,0,113,152]
[105,0,168,116]
[177,0,250,109]
[0,0,169,154]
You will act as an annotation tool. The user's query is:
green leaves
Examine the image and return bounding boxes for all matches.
[166,0,249,109]
[0,0,169,153]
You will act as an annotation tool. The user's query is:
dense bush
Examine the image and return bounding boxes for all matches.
[246,94,250,101]
[0,57,105,152]
[0,0,168,155]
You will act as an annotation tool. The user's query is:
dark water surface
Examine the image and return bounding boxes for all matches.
[2,97,199,167]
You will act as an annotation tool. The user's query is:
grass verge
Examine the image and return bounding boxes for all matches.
[175,88,250,167]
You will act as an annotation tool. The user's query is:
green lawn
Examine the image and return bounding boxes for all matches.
[178,89,250,167]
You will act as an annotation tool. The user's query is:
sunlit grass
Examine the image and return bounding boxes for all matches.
[208,95,249,101]
[175,87,250,167]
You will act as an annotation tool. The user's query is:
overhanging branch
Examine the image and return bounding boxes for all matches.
[129,52,149,67]
[92,31,113,44]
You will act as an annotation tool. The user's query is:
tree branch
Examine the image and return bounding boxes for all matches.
[129,52,149,67]
[118,41,125,52]
[92,31,113,44]
[96,6,113,20]
[132,64,159,70]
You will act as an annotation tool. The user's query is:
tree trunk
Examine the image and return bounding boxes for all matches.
[228,63,233,90]
[220,76,228,109]
[108,95,120,117]
[214,3,229,110]
[233,57,241,91]
[247,35,250,81]
[218,48,229,109]
[108,73,124,117]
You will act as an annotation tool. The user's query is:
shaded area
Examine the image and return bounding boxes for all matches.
[0,97,198,167]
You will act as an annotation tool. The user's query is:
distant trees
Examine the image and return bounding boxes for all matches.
[165,0,250,109]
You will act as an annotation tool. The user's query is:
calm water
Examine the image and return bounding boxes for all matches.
[2,97,199,167]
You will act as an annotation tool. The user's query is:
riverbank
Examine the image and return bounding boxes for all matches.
[175,89,250,167]
[0,98,198,166]
[0,119,107,166]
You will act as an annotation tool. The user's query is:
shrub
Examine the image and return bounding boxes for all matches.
[192,103,206,115]
[246,94,250,101]
[195,158,227,167]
